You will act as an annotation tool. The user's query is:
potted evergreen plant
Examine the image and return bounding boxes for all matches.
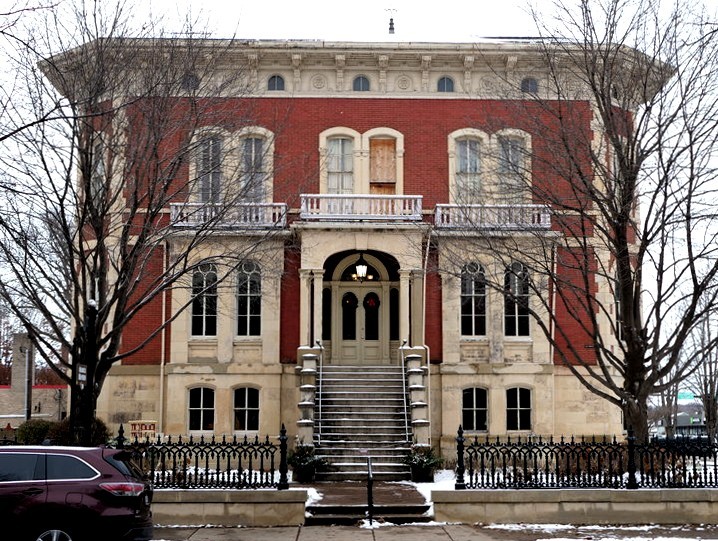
[288,444,327,483]
[403,445,443,482]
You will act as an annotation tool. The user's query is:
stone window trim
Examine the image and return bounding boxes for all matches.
[462,386,489,432]
[237,126,275,203]
[187,385,216,433]
[447,128,532,204]
[233,386,260,433]
[188,126,275,205]
[191,263,219,338]
[460,262,487,337]
[319,127,404,195]
[236,260,262,338]
[504,261,531,338]
[506,385,532,432]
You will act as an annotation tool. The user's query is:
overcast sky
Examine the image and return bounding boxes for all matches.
[146,0,542,42]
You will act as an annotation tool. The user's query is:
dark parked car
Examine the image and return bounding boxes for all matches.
[0,446,153,541]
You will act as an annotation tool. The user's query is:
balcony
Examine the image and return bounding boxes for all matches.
[434,204,551,230]
[170,202,288,229]
[300,194,423,222]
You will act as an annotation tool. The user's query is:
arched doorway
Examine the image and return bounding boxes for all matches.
[323,252,400,365]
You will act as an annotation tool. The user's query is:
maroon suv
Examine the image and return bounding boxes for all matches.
[0,446,153,541]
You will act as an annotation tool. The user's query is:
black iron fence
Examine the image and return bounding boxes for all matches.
[116,423,289,490]
[455,426,718,489]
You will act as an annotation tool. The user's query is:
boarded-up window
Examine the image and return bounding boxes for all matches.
[370,138,396,183]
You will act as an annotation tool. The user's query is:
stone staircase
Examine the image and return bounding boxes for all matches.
[313,364,412,481]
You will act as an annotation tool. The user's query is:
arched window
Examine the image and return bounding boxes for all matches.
[234,387,259,431]
[520,77,538,94]
[240,137,266,202]
[462,388,488,431]
[197,136,222,203]
[268,75,285,91]
[461,263,486,336]
[353,75,370,91]
[506,387,531,431]
[504,262,530,337]
[237,261,261,337]
[438,76,454,92]
[188,387,214,431]
[192,263,218,336]
[327,137,354,194]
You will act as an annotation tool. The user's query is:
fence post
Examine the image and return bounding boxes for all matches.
[116,424,126,449]
[278,423,289,490]
[626,428,638,489]
[455,425,466,490]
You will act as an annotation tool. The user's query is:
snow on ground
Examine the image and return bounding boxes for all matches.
[484,523,718,540]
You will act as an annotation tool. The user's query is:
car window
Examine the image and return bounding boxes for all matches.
[0,453,42,482]
[105,451,145,479]
[47,455,99,480]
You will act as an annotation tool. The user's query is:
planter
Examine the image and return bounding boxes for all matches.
[410,465,435,483]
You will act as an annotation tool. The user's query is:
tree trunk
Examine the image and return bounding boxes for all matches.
[624,399,649,442]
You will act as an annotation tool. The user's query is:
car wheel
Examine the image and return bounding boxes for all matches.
[34,529,75,541]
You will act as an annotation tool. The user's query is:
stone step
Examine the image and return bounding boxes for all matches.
[314,471,411,482]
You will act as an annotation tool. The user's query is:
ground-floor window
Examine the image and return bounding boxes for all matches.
[462,387,488,431]
[506,386,531,431]
[233,387,259,431]
[188,387,215,431]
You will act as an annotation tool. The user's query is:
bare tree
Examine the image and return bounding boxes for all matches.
[0,0,283,443]
[685,316,718,442]
[440,0,718,441]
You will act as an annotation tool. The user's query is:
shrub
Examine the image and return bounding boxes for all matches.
[46,417,111,446]
[16,419,54,444]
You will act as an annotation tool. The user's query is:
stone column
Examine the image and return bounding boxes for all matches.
[312,270,325,347]
[299,269,313,346]
[399,270,412,344]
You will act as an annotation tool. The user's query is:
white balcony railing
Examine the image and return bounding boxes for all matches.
[435,204,551,230]
[300,194,422,221]
[171,202,288,228]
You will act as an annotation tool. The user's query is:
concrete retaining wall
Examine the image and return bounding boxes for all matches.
[152,489,307,527]
[432,489,718,525]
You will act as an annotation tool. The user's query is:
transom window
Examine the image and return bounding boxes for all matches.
[461,263,486,336]
[438,76,454,92]
[462,387,488,431]
[198,136,222,203]
[234,387,259,431]
[327,137,354,194]
[504,262,530,337]
[268,75,285,91]
[353,75,370,91]
[240,137,266,202]
[506,387,531,431]
[189,387,215,431]
[192,263,218,337]
[237,261,261,337]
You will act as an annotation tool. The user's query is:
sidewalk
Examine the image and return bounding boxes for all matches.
[153,523,718,541]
